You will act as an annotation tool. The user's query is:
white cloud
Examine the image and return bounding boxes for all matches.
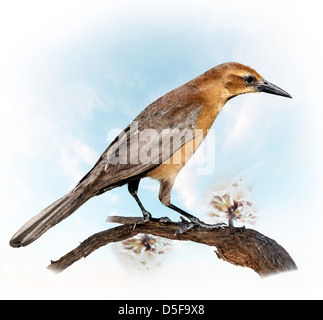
[72,140,98,165]
[225,98,259,145]
[173,165,198,211]
[54,136,98,184]
[59,80,109,121]
[108,210,118,216]
[105,193,120,204]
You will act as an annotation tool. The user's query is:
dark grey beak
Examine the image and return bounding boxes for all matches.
[257,80,292,98]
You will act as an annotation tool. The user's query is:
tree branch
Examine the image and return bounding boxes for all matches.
[47,216,297,277]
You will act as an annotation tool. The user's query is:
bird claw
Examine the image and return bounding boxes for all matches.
[201,222,227,230]
[133,210,152,230]
[133,213,171,230]
[133,217,148,230]
[174,220,227,236]
[174,222,196,236]
[157,216,171,223]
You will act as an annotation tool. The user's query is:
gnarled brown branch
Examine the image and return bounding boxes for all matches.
[47,216,297,277]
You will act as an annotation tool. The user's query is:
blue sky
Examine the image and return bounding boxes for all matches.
[1,0,323,299]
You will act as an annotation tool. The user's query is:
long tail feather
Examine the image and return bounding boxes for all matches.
[10,190,92,247]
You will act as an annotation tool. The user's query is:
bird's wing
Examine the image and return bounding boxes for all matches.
[77,91,203,194]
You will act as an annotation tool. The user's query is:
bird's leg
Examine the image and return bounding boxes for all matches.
[167,203,226,236]
[157,181,225,235]
[128,180,171,229]
[128,180,151,224]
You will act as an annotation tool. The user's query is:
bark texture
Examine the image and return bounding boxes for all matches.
[47,216,297,277]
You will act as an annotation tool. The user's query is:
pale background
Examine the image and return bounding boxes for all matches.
[1,0,322,299]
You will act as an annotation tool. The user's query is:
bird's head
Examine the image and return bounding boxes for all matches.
[202,62,292,102]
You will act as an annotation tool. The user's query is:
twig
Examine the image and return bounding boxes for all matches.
[47,216,297,277]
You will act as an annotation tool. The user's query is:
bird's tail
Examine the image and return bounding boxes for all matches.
[10,189,92,247]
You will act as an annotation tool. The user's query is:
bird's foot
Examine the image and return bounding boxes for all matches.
[174,222,197,235]
[133,210,151,229]
[174,216,226,236]
[133,211,171,229]
[154,216,172,223]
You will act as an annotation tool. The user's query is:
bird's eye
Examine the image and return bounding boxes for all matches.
[245,75,256,84]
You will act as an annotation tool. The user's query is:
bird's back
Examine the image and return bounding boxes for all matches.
[76,79,208,195]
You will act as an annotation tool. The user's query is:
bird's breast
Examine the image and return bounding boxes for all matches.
[147,102,223,183]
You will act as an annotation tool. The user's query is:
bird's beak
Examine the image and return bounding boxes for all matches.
[257,80,292,98]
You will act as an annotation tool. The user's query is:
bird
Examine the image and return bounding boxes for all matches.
[10,62,292,248]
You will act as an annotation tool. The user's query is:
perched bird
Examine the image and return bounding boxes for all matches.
[10,62,292,247]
